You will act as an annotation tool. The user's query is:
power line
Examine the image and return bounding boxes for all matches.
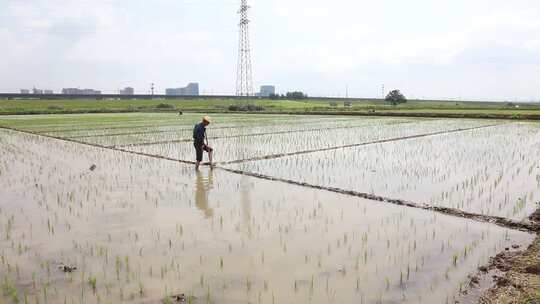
[235,0,253,96]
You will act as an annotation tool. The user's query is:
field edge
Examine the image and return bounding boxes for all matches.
[461,209,540,304]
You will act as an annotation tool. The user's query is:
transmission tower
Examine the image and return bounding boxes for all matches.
[235,0,253,96]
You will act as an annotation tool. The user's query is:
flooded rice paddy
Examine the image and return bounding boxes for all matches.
[0,113,538,304]
[228,123,540,220]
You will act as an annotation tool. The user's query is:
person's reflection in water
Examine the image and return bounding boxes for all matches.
[195,169,214,218]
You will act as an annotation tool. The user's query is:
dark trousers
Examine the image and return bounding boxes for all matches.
[194,142,213,162]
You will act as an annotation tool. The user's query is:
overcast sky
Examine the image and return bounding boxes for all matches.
[0,0,539,101]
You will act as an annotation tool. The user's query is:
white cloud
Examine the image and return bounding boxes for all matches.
[0,0,539,100]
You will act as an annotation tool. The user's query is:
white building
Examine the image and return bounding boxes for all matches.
[165,83,199,96]
[259,85,276,97]
[120,87,134,95]
[62,88,101,95]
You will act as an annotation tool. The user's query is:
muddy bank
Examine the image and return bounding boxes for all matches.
[459,209,540,303]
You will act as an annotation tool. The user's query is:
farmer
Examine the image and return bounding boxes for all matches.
[193,116,213,169]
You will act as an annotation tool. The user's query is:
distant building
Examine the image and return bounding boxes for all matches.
[62,88,78,95]
[259,85,276,97]
[62,88,101,95]
[21,88,52,94]
[165,88,181,96]
[82,89,101,95]
[166,83,199,96]
[120,87,134,95]
[185,83,199,95]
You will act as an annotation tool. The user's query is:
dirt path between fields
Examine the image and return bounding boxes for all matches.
[458,209,540,304]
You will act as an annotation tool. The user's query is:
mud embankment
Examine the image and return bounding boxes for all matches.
[459,209,540,304]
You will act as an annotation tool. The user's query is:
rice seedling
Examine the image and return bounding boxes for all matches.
[2,276,19,303]
[227,122,540,220]
[0,115,537,304]
[88,276,97,293]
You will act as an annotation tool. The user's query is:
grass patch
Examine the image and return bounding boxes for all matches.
[0,98,539,120]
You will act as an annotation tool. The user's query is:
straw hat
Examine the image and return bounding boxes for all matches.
[202,116,211,123]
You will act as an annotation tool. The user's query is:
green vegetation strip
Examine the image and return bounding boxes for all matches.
[1,98,540,120]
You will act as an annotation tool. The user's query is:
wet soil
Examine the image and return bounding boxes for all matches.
[459,208,540,303]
